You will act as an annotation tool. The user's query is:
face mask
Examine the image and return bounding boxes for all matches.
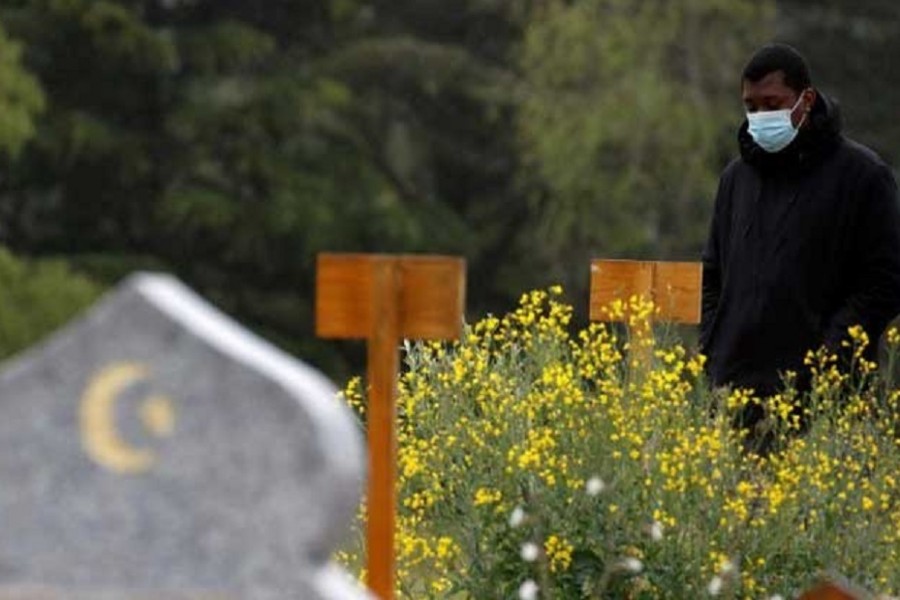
[746,94,806,153]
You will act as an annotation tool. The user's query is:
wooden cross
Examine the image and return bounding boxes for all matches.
[590,259,702,324]
[798,581,866,600]
[590,260,702,364]
[315,253,466,600]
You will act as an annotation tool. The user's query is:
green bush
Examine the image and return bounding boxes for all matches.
[339,289,900,599]
[0,249,102,360]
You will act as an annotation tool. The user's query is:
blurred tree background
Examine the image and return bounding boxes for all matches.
[0,0,895,379]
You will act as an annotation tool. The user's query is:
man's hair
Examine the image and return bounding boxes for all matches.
[742,43,812,92]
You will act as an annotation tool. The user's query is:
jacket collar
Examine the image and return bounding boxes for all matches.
[738,91,843,175]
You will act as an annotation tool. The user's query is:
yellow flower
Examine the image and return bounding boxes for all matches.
[887,326,900,347]
[435,536,458,560]
[544,534,573,573]
[336,287,900,597]
[473,487,502,506]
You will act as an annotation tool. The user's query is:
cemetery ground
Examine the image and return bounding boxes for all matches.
[337,289,900,599]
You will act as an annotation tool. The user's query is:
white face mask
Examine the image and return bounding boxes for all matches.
[746,94,807,153]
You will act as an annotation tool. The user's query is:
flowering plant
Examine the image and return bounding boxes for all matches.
[339,288,900,599]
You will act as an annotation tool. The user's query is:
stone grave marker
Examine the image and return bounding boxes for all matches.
[0,273,369,600]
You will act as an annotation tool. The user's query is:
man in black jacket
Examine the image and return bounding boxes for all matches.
[700,44,900,412]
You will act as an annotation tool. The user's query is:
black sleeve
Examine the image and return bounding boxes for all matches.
[700,173,729,354]
[822,163,900,357]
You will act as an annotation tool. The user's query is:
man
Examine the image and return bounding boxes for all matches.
[700,43,900,407]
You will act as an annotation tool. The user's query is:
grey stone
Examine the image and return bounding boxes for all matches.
[0,273,370,600]
[0,585,231,599]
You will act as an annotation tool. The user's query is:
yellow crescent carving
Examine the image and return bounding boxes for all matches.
[80,362,158,474]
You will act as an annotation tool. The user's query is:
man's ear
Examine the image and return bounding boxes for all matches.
[803,88,817,115]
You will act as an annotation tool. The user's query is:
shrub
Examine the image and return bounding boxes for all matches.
[0,249,102,360]
[339,288,900,599]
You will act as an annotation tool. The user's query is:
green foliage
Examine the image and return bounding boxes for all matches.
[778,0,900,165]
[0,0,532,376]
[0,20,43,156]
[0,249,101,360]
[0,0,894,380]
[517,0,775,291]
[177,19,276,74]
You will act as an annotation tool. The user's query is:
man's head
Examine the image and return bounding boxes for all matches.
[741,43,816,128]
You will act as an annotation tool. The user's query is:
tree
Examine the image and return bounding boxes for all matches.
[0,19,43,157]
[516,0,775,295]
[0,0,176,253]
[313,0,530,310]
[0,0,790,378]
[0,0,528,377]
[0,248,100,360]
[776,0,900,166]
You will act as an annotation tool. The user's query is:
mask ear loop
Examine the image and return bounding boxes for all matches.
[794,89,812,130]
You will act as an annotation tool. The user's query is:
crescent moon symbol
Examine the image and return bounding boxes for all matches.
[79,362,165,474]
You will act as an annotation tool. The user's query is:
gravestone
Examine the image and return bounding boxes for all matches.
[0,273,370,600]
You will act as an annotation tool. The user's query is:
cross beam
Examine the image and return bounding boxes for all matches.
[316,253,465,600]
[590,259,702,324]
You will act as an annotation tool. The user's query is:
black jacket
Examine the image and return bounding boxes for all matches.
[701,93,900,394]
